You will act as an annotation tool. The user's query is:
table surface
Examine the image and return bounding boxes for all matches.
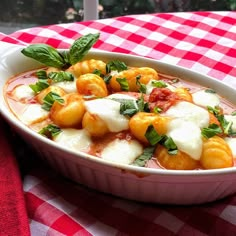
[1,11,236,236]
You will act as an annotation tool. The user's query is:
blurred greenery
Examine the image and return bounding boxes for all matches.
[0,0,235,25]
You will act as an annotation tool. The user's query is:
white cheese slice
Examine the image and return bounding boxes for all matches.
[12,85,35,101]
[18,104,49,125]
[84,98,129,132]
[107,93,137,101]
[54,128,91,152]
[224,137,236,158]
[224,115,236,132]
[167,119,203,160]
[54,80,77,93]
[101,139,143,165]
[192,90,220,108]
[164,101,209,128]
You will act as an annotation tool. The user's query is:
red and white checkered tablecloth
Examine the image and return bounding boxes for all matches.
[1,11,236,235]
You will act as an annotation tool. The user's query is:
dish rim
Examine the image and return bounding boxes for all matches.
[0,42,236,177]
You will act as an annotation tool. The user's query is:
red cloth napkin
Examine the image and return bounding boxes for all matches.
[0,116,30,236]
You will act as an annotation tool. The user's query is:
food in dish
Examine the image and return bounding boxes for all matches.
[4,34,236,171]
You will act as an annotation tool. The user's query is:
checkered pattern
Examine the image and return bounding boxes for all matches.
[1,11,236,235]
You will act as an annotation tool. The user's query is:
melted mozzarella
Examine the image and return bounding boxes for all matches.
[54,128,91,152]
[167,119,203,160]
[54,80,77,93]
[19,104,49,125]
[192,90,220,108]
[164,101,209,128]
[107,93,137,101]
[224,137,236,158]
[224,115,236,132]
[12,84,34,101]
[101,139,143,165]
[84,98,129,132]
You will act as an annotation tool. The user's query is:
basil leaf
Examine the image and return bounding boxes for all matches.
[136,95,150,112]
[116,78,129,91]
[201,124,222,138]
[161,136,178,155]
[132,146,155,167]
[106,60,128,73]
[152,80,167,88]
[119,99,138,117]
[39,124,62,139]
[136,75,147,93]
[205,89,216,93]
[69,33,100,65]
[29,70,49,93]
[42,91,64,111]
[21,44,65,68]
[232,111,236,116]
[48,71,74,83]
[145,125,163,146]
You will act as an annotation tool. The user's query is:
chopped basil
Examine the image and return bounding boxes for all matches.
[116,77,129,91]
[201,124,222,138]
[151,80,167,88]
[153,107,162,113]
[103,75,112,84]
[145,125,178,154]
[232,111,236,116]
[29,70,49,93]
[119,99,138,117]
[207,106,221,115]
[106,60,127,73]
[39,124,61,139]
[145,125,163,146]
[205,88,216,93]
[42,92,64,111]
[136,95,150,113]
[132,147,155,167]
[48,71,74,83]
[93,69,104,77]
[136,75,147,93]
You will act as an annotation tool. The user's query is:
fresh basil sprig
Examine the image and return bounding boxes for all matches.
[21,33,100,69]
[68,33,100,65]
[21,44,66,68]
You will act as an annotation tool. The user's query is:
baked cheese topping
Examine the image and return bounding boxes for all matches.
[192,90,220,108]
[164,101,209,128]
[101,139,143,165]
[167,119,202,160]
[54,128,91,152]
[84,98,129,132]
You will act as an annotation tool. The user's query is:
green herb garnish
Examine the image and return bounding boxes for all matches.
[106,60,127,73]
[21,33,100,69]
[39,124,62,139]
[48,71,74,83]
[201,124,222,138]
[42,92,64,111]
[132,147,155,167]
[116,77,129,91]
[151,80,167,88]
